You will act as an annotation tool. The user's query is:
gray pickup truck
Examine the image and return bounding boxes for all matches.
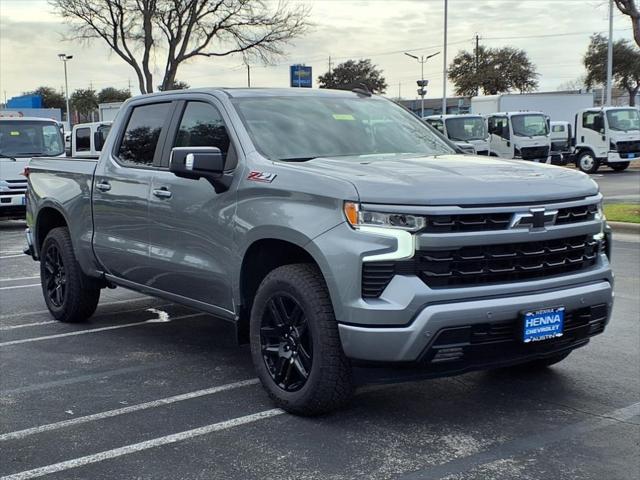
[25,88,613,415]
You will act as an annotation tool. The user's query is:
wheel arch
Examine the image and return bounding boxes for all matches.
[237,235,332,343]
[35,204,70,257]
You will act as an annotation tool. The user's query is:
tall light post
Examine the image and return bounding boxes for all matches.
[606,0,613,105]
[58,53,73,125]
[442,0,448,115]
[404,51,440,118]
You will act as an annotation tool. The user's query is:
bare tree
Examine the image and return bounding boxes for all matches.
[51,0,310,93]
[615,0,640,47]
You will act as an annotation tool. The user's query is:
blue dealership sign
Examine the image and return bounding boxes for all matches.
[290,65,312,88]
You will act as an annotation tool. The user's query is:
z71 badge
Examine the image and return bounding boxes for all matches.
[247,171,277,183]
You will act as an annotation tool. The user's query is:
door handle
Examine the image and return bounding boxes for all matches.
[96,181,111,192]
[152,188,172,199]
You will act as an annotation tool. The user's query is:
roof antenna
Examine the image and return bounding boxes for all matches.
[352,83,372,97]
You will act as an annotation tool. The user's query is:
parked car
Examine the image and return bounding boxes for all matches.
[0,116,65,219]
[25,88,613,415]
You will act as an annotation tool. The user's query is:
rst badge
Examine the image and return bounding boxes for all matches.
[247,171,277,183]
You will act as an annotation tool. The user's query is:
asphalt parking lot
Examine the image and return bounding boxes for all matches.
[1,173,639,480]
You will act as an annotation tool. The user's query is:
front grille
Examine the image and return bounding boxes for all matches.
[424,212,512,233]
[420,304,608,367]
[616,140,640,154]
[0,179,27,196]
[419,202,597,234]
[520,146,549,160]
[361,235,600,296]
[415,235,598,288]
[555,203,598,224]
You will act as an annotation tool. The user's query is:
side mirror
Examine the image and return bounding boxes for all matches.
[502,126,510,139]
[593,115,604,131]
[170,146,224,179]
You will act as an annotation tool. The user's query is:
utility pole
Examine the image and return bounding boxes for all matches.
[606,0,613,106]
[247,63,251,87]
[128,78,132,93]
[58,53,73,126]
[404,51,440,118]
[475,34,480,96]
[328,56,332,76]
[398,82,401,100]
[442,0,448,115]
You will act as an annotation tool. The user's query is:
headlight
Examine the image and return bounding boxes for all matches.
[595,201,605,222]
[609,141,617,151]
[344,202,425,232]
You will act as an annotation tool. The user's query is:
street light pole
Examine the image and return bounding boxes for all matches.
[606,0,613,106]
[442,0,448,115]
[404,51,440,118]
[58,53,73,125]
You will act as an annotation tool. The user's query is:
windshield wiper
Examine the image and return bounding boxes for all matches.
[0,152,17,161]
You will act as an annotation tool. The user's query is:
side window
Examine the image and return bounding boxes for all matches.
[117,103,171,167]
[174,102,235,167]
[76,128,90,151]
[583,112,597,131]
[428,119,444,134]
[489,117,509,139]
[552,125,565,133]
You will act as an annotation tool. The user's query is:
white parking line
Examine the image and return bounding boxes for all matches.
[0,312,206,347]
[0,408,284,480]
[0,254,25,259]
[0,321,56,331]
[0,276,39,282]
[0,297,153,320]
[0,251,24,255]
[0,378,260,441]
[0,284,39,291]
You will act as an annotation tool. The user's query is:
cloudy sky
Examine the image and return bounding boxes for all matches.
[0,0,635,103]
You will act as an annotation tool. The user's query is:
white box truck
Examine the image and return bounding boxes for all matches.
[98,102,123,122]
[471,92,594,123]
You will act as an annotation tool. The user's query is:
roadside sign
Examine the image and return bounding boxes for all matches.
[290,65,312,88]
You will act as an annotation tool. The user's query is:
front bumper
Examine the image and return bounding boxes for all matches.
[339,280,612,363]
[607,151,639,163]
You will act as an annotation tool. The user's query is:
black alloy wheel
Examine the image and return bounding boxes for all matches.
[260,293,313,392]
[43,242,67,308]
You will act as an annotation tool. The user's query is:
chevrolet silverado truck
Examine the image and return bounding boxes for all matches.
[25,88,614,415]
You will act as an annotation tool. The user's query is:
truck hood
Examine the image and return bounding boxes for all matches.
[287,154,598,205]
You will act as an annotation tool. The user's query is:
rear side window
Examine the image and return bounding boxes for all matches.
[117,103,171,167]
[552,125,565,133]
[426,119,444,134]
[75,128,90,151]
[174,102,235,168]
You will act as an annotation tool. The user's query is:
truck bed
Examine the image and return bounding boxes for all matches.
[27,157,99,272]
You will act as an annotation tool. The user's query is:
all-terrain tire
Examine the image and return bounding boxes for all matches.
[250,263,354,416]
[40,227,101,322]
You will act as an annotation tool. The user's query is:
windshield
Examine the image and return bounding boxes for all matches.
[607,109,640,131]
[231,96,455,161]
[445,117,487,141]
[0,120,64,157]
[511,114,548,137]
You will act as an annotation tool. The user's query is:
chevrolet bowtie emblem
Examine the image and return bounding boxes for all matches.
[510,207,558,230]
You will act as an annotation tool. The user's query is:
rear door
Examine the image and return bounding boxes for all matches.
[146,98,239,311]
[92,101,174,285]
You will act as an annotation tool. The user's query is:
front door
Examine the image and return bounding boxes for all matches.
[488,116,511,158]
[92,101,173,285]
[147,100,239,311]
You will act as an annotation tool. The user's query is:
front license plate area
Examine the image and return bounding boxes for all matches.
[523,307,565,343]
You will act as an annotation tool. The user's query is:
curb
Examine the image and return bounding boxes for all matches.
[608,221,640,234]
